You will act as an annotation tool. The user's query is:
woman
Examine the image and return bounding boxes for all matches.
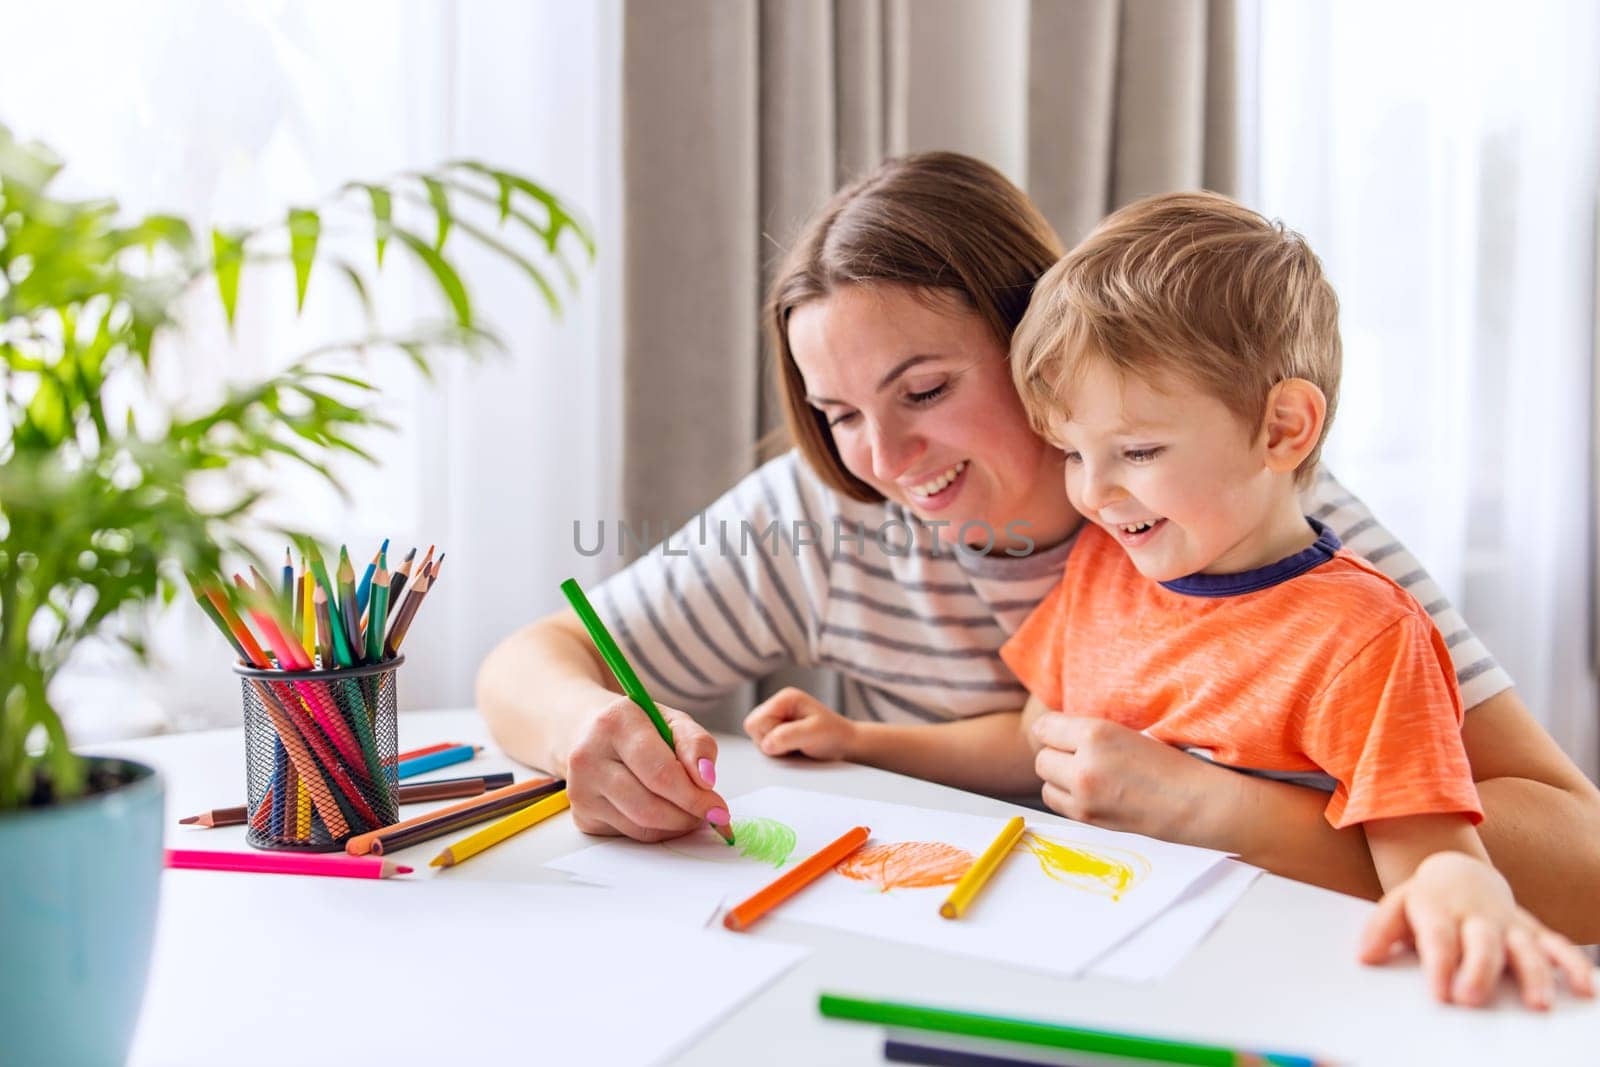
[478,152,1600,942]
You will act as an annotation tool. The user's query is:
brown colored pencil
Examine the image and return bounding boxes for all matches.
[386,547,417,624]
[179,773,517,828]
[312,585,334,667]
[343,775,560,856]
[383,569,430,657]
[370,779,567,855]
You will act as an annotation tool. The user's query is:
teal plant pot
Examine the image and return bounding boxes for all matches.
[0,758,165,1067]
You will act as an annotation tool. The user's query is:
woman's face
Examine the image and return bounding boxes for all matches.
[787,283,1078,552]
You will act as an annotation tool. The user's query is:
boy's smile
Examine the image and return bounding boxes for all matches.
[1054,359,1316,582]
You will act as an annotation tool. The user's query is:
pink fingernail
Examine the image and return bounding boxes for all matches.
[706,807,730,826]
[698,758,717,787]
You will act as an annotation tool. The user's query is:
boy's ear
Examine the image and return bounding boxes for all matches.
[1260,378,1327,474]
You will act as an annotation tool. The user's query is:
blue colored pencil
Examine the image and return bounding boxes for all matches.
[356,539,386,615]
[396,744,481,779]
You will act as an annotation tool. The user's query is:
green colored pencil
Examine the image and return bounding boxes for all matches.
[365,568,390,664]
[817,995,1321,1067]
[337,545,363,665]
[559,577,734,846]
[560,578,672,746]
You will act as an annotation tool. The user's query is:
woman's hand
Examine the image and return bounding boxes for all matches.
[744,686,860,761]
[566,694,731,843]
[1030,714,1224,841]
[1359,851,1596,1009]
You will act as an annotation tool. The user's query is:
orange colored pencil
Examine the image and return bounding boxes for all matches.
[202,585,268,667]
[723,825,871,932]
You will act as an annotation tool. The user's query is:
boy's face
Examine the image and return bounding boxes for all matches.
[1053,357,1284,581]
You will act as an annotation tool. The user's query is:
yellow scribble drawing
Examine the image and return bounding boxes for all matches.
[1020,831,1150,900]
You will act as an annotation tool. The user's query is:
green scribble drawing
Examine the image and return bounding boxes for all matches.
[730,817,797,867]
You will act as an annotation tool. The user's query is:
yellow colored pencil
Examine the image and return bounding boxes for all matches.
[300,569,315,658]
[429,789,571,868]
[940,815,1025,920]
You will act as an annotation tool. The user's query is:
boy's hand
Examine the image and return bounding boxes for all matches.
[1359,851,1596,1009]
[744,686,859,761]
[1031,714,1213,840]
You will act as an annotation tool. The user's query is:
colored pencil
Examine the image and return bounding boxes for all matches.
[166,848,411,880]
[337,545,362,665]
[343,775,558,854]
[940,816,1025,920]
[383,569,430,657]
[310,554,354,667]
[300,568,315,658]
[181,773,516,828]
[723,825,870,931]
[817,995,1323,1067]
[560,577,735,845]
[193,588,250,663]
[384,741,462,766]
[364,779,565,857]
[365,568,390,664]
[313,585,335,667]
[201,584,268,667]
[428,551,445,583]
[560,578,672,745]
[883,1036,1077,1067]
[235,578,311,671]
[356,545,381,615]
[379,539,389,570]
[396,744,481,779]
[387,547,417,623]
[291,550,303,628]
[429,789,571,868]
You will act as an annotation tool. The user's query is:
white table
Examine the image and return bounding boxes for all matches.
[108,708,1599,1065]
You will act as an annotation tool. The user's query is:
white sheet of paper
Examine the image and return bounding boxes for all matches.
[548,786,1228,978]
[129,873,806,1066]
[1086,859,1262,982]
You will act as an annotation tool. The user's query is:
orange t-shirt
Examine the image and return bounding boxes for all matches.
[1000,523,1482,829]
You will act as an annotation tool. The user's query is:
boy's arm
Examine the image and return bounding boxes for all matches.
[744,688,1043,795]
[1362,812,1487,889]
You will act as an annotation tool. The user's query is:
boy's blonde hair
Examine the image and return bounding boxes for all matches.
[1011,191,1341,482]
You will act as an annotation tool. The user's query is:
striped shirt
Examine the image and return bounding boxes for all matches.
[595,452,1511,727]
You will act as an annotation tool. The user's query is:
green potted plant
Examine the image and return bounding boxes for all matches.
[0,123,591,1064]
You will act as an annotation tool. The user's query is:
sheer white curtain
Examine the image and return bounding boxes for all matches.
[0,0,620,738]
[1250,0,1600,777]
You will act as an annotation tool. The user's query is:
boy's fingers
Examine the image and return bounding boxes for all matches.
[1413,913,1461,1003]
[1031,713,1081,753]
[1504,926,1553,1011]
[760,720,809,756]
[1451,917,1504,1007]
[1357,890,1411,964]
[1538,929,1597,997]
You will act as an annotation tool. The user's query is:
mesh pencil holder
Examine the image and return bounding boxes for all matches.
[235,656,404,852]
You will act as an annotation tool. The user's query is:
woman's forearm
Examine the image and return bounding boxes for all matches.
[849,711,1041,796]
[475,611,616,777]
[1191,767,1384,900]
[1475,776,1600,943]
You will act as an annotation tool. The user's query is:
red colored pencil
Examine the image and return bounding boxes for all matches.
[166,848,411,879]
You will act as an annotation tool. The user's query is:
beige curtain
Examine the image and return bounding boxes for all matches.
[617,0,1238,709]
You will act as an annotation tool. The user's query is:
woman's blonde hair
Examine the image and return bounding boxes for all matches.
[767,152,1063,501]
[1011,190,1342,482]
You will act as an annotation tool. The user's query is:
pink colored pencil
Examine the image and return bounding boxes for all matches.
[165,848,411,879]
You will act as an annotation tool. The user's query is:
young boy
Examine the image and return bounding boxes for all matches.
[746,192,1593,1008]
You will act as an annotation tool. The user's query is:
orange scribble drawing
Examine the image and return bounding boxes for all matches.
[833,841,974,892]
[1021,832,1150,901]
